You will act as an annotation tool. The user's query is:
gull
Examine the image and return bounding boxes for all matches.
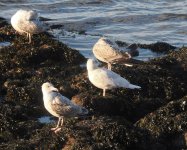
[87,59,141,97]
[93,37,133,70]
[42,82,88,133]
[11,9,48,43]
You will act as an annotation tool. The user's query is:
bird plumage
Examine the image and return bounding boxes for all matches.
[93,37,131,70]
[11,9,48,43]
[87,59,141,96]
[41,82,88,133]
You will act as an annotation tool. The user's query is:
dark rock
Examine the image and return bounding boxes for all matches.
[116,39,176,55]
[135,96,187,149]
[128,43,139,57]
[138,42,176,53]
[39,17,53,21]
[115,40,129,47]
[150,46,187,71]
[0,18,86,149]
[50,24,64,29]
[115,41,139,57]
[59,116,153,150]
[0,17,8,28]
[72,93,134,119]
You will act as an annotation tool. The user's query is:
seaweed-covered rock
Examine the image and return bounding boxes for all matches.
[151,46,187,70]
[72,93,134,119]
[138,42,177,53]
[0,18,86,149]
[136,96,187,149]
[0,28,85,70]
[116,39,176,53]
[58,116,152,150]
[0,17,8,28]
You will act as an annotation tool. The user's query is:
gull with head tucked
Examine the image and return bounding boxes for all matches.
[11,9,48,43]
[93,37,133,70]
[42,82,88,133]
[87,59,141,97]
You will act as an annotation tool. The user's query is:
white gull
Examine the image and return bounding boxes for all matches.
[87,59,141,97]
[11,9,48,43]
[93,37,132,70]
[42,82,88,133]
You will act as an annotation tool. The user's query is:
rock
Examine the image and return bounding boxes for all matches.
[135,96,187,149]
[138,42,177,53]
[0,18,86,149]
[150,47,187,71]
[0,17,8,28]
[59,116,153,150]
[115,40,129,47]
[116,40,176,54]
[128,44,139,57]
[72,93,134,119]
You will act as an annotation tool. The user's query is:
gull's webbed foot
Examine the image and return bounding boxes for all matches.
[51,127,62,134]
[54,127,62,134]
[51,127,59,131]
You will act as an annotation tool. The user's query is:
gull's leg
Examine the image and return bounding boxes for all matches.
[26,33,29,38]
[60,117,64,126]
[108,63,112,70]
[28,33,32,43]
[54,117,63,133]
[51,117,61,131]
[25,33,29,41]
[103,89,106,97]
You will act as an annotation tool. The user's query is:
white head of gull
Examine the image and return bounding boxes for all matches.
[11,9,48,43]
[87,59,141,97]
[92,37,132,70]
[42,82,88,133]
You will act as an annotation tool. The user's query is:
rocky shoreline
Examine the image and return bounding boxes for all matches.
[0,18,187,150]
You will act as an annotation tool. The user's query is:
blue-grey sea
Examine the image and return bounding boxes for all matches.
[0,0,187,60]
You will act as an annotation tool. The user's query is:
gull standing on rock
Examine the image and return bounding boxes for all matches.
[87,59,141,97]
[93,37,133,70]
[11,9,48,43]
[42,82,88,133]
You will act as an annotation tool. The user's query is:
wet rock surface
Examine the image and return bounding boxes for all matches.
[0,18,187,150]
[116,40,177,54]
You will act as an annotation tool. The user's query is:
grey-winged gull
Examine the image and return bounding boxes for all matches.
[93,37,132,70]
[42,82,88,133]
[11,9,48,43]
[87,59,141,97]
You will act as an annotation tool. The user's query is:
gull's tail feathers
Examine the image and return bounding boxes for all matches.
[124,63,133,67]
[128,84,141,89]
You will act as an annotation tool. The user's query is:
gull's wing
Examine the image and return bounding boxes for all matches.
[91,68,130,88]
[50,92,81,117]
[18,19,46,34]
[93,40,123,62]
[93,38,131,63]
